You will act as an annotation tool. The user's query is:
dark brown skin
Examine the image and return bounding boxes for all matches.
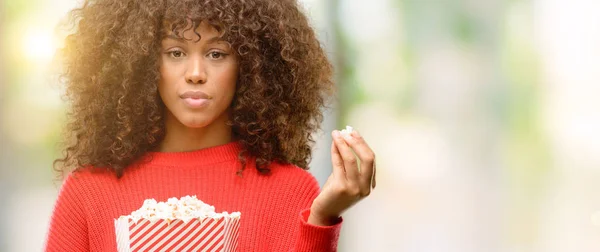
[54,0,376,226]
[309,130,377,226]
[156,21,239,153]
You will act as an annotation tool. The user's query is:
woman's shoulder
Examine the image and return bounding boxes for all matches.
[51,167,115,212]
[60,166,118,190]
[269,161,314,176]
[266,161,321,189]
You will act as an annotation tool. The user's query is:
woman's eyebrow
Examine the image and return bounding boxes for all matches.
[163,34,226,44]
[164,34,186,42]
[204,36,226,44]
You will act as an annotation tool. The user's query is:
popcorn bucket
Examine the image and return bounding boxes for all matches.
[115,216,240,252]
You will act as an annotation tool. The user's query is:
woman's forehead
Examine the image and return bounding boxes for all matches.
[162,19,223,40]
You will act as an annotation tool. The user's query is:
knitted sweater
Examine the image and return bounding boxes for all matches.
[44,141,342,251]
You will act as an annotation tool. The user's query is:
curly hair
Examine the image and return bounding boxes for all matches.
[53,0,334,178]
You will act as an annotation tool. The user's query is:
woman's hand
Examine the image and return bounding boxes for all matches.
[308,129,377,226]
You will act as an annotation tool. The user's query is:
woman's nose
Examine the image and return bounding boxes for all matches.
[185,56,207,84]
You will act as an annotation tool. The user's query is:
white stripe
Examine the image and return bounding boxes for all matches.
[169,219,212,251]
[222,218,232,252]
[224,218,240,252]
[136,220,181,251]
[114,218,132,252]
[205,228,224,252]
[130,219,148,235]
[229,218,240,252]
[194,221,224,250]
[181,219,219,251]
[232,219,241,251]
[129,219,154,244]
[130,220,168,250]
[220,219,231,252]
[146,219,192,250]
[157,219,201,251]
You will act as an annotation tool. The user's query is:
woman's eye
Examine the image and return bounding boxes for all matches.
[209,51,226,59]
[168,50,185,58]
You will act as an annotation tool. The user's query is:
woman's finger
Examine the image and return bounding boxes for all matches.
[330,138,346,179]
[372,159,377,189]
[332,130,359,183]
[342,130,375,192]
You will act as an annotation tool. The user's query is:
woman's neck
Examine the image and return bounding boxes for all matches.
[157,113,233,153]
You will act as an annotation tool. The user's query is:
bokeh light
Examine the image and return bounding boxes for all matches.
[22,27,56,63]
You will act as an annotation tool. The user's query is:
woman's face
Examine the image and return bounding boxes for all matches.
[158,21,238,129]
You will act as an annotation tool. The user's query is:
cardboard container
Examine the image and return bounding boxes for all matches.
[114,216,240,252]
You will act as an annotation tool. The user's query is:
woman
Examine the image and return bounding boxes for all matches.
[45,0,376,251]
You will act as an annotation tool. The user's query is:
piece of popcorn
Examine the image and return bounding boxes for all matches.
[340,125,354,136]
[120,195,240,224]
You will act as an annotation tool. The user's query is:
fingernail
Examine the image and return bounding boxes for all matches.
[332,130,340,138]
[343,133,352,141]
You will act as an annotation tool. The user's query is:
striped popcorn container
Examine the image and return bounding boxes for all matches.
[114,216,240,252]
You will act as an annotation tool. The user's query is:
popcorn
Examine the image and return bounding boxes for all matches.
[124,195,238,224]
[340,125,354,136]
[115,195,241,252]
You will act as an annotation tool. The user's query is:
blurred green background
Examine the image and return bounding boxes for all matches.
[2,0,600,251]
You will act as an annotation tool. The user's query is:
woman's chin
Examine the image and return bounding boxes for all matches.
[184,122,209,129]
[178,116,211,129]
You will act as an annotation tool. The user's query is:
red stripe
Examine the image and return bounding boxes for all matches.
[131,220,171,250]
[203,224,225,251]
[124,217,238,252]
[227,219,239,251]
[222,220,232,252]
[129,219,150,238]
[158,220,204,251]
[221,219,230,250]
[129,220,164,246]
[131,220,167,250]
[229,220,239,252]
[138,220,184,250]
[128,218,146,230]
[229,219,241,252]
[177,219,218,250]
[214,242,225,252]
[220,223,229,251]
[224,220,238,252]
[197,218,225,249]
[190,220,223,250]
[179,220,213,249]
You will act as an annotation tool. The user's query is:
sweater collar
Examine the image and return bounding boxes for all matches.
[145,141,242,166]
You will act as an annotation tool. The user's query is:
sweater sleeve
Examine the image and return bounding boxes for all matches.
[44,173,89,252]
[293,208,343,251]
[292,173,343,252]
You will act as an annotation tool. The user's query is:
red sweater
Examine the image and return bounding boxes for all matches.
[44,141,342,251]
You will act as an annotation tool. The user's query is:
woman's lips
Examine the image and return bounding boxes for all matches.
[180,91,211,108]
[180,90,210,99]
[182,97,209,108]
